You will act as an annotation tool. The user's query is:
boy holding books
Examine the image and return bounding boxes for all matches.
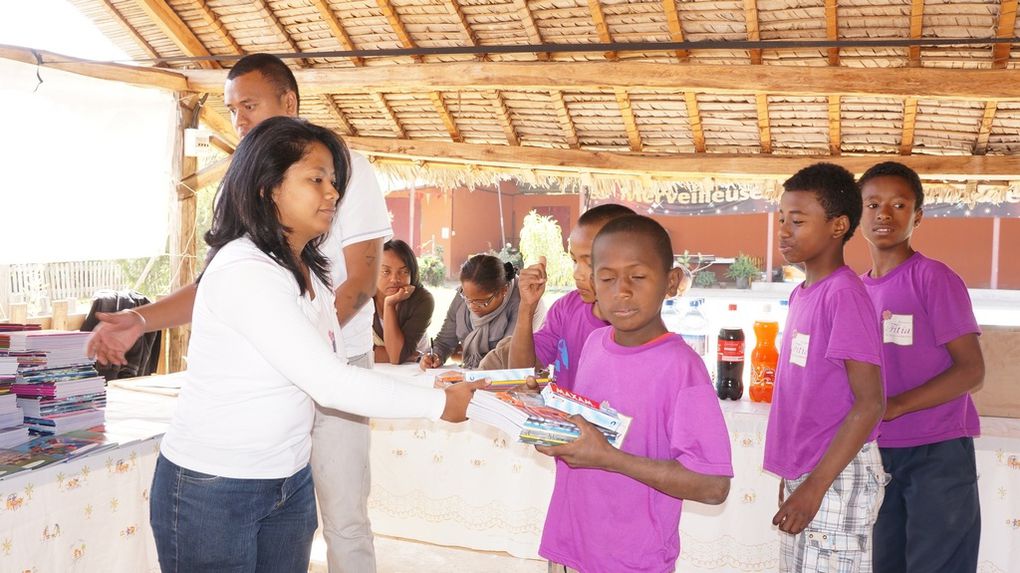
[766,163,886,572]
[535,215,733,573]
[508,204,635,390]
[858,162,984,573]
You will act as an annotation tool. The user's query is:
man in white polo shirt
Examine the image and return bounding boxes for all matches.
[88,53,389,572]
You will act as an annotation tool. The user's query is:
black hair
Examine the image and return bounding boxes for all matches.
[782,162,862,244]
[858,161,925,211]
[204,116,351,295]
[227,53,300,114]
[459,254,517,293]
[577,203,636,228]
[383,239,421,288]
[593,215,674,271]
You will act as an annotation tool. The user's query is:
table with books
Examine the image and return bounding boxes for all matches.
[369,363,1020,572]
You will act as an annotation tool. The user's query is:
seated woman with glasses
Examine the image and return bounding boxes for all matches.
[420,253,544,369]
[373,239,435,364]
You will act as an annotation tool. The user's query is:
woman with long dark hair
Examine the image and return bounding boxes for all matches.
[148,117,482,573]
[373,239,435,363]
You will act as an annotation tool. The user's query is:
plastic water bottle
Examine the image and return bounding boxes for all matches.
[678,298,710,359]
[663,299,684,335]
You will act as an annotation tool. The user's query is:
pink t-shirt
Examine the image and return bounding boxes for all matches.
[861,252,981,448]
[532,290,609,391]
[540,328,733,573]
[763,266,884,480]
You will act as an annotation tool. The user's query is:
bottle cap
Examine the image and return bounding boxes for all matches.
[728,304,738,311]
[779,300,789,307]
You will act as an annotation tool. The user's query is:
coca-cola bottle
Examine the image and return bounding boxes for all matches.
[716,303,745,400]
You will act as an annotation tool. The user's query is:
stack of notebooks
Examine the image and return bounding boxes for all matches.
[0,430,119,478]
[467,382,632,448]
[0,330,105,436]
[0,393,27,448]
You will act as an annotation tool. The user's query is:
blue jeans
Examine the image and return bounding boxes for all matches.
[150,454,318,573]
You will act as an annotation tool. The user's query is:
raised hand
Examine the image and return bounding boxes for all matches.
[87,311,146,366]
[441,378,491,422]
[517,256,547,308]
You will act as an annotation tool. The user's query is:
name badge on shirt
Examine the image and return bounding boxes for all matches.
[790,331,810,367]
[882,311,913,346]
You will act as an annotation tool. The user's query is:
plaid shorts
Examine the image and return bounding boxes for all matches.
[779,442,888,573]
[547,562,580,573]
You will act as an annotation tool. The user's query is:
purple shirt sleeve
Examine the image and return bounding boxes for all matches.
[825,288,882,367]
[925,265,981,346]
[668,373,734,477]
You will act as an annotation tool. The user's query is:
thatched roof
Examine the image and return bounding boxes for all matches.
[30,0,1020,196]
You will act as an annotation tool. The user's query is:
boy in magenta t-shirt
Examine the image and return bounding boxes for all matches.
[765,163,887,572]
[858,162,984,573]
[508,204,635,390]
[536,215,732,573]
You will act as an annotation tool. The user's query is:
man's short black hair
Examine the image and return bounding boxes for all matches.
[858,161,925,211]
[578,203,636,228]
[783,163,862,244]
[594,215,674,271]
[228,53,300,113]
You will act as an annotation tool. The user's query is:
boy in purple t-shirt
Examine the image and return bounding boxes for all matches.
[535,215,732,573]
[508,204,635,390]
[858,162,984,573]
[765,163,887,572]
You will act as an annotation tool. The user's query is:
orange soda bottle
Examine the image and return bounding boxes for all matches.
[750,304,779,403]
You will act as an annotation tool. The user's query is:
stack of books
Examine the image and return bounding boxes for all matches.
[467,383,631,447]
[0,430,117,478]
[0,393,27,448]
[0,330,105,436]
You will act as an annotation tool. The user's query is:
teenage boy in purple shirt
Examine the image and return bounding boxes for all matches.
[536,215,732,573]
[858,161,984,573]
[508,204,635,390]
[765,163,887,572]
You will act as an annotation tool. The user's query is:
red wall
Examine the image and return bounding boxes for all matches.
[997,218,1020,290]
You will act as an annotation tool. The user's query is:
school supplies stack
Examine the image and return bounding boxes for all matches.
[467,386,631,448]
[1,330,105,436]
[429,367,553,391]
[0,430,115,479]
[0,393,28,448]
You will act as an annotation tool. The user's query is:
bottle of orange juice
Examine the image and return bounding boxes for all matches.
[750,304,779,403]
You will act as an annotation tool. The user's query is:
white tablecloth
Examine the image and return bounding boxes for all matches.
[0,388,172,573]
[370,363,1020,572]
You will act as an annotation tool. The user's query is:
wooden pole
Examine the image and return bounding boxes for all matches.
[9,303,27,325]
[51,300,69,331]
[168,94,200,372]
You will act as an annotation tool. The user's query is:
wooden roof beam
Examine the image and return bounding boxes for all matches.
[825,0,839,66]
[135,0,216,69]
[992,0,1018,67]
[183,62,1020,101]
[491,91,519,146]
[0,44,187,90]
[900,97,918,155]
[374,93,406,139]
[377,0,424,63]
[310,0,365,67]
[908,0,925,66]
[97,0,161,61]
[322,94,357,136]
[828,95,841,155]
[662,0,690,62]
[684,92,706,152]
[587,0,617,60]
[509,0,549,61]
[756,93,772,154]
[615,88,643,152]
[192,1,243,56]
[429,92,463,142]
[344,136,1020,180]
[744,0,762,64]
[445,0,482,60]
[974,101,997,155]
[200,106,240,147]
[550,90,580,149]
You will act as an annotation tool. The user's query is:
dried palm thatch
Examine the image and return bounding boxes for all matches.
[45,0,1020,200]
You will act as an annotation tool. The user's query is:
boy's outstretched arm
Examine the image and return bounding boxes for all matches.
[508,257,546,369]
[772,359,884,535]
[536,415,730,505]
[884,333,984,421]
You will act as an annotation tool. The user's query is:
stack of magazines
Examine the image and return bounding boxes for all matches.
[467,383,631,448]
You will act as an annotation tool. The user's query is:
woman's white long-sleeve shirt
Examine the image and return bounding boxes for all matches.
[160,237,446,479]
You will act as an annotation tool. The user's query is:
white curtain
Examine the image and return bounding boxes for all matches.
[0,57,176,263]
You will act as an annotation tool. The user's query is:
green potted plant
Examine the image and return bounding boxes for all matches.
[693,270,717,288]
[726,254,761,289]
